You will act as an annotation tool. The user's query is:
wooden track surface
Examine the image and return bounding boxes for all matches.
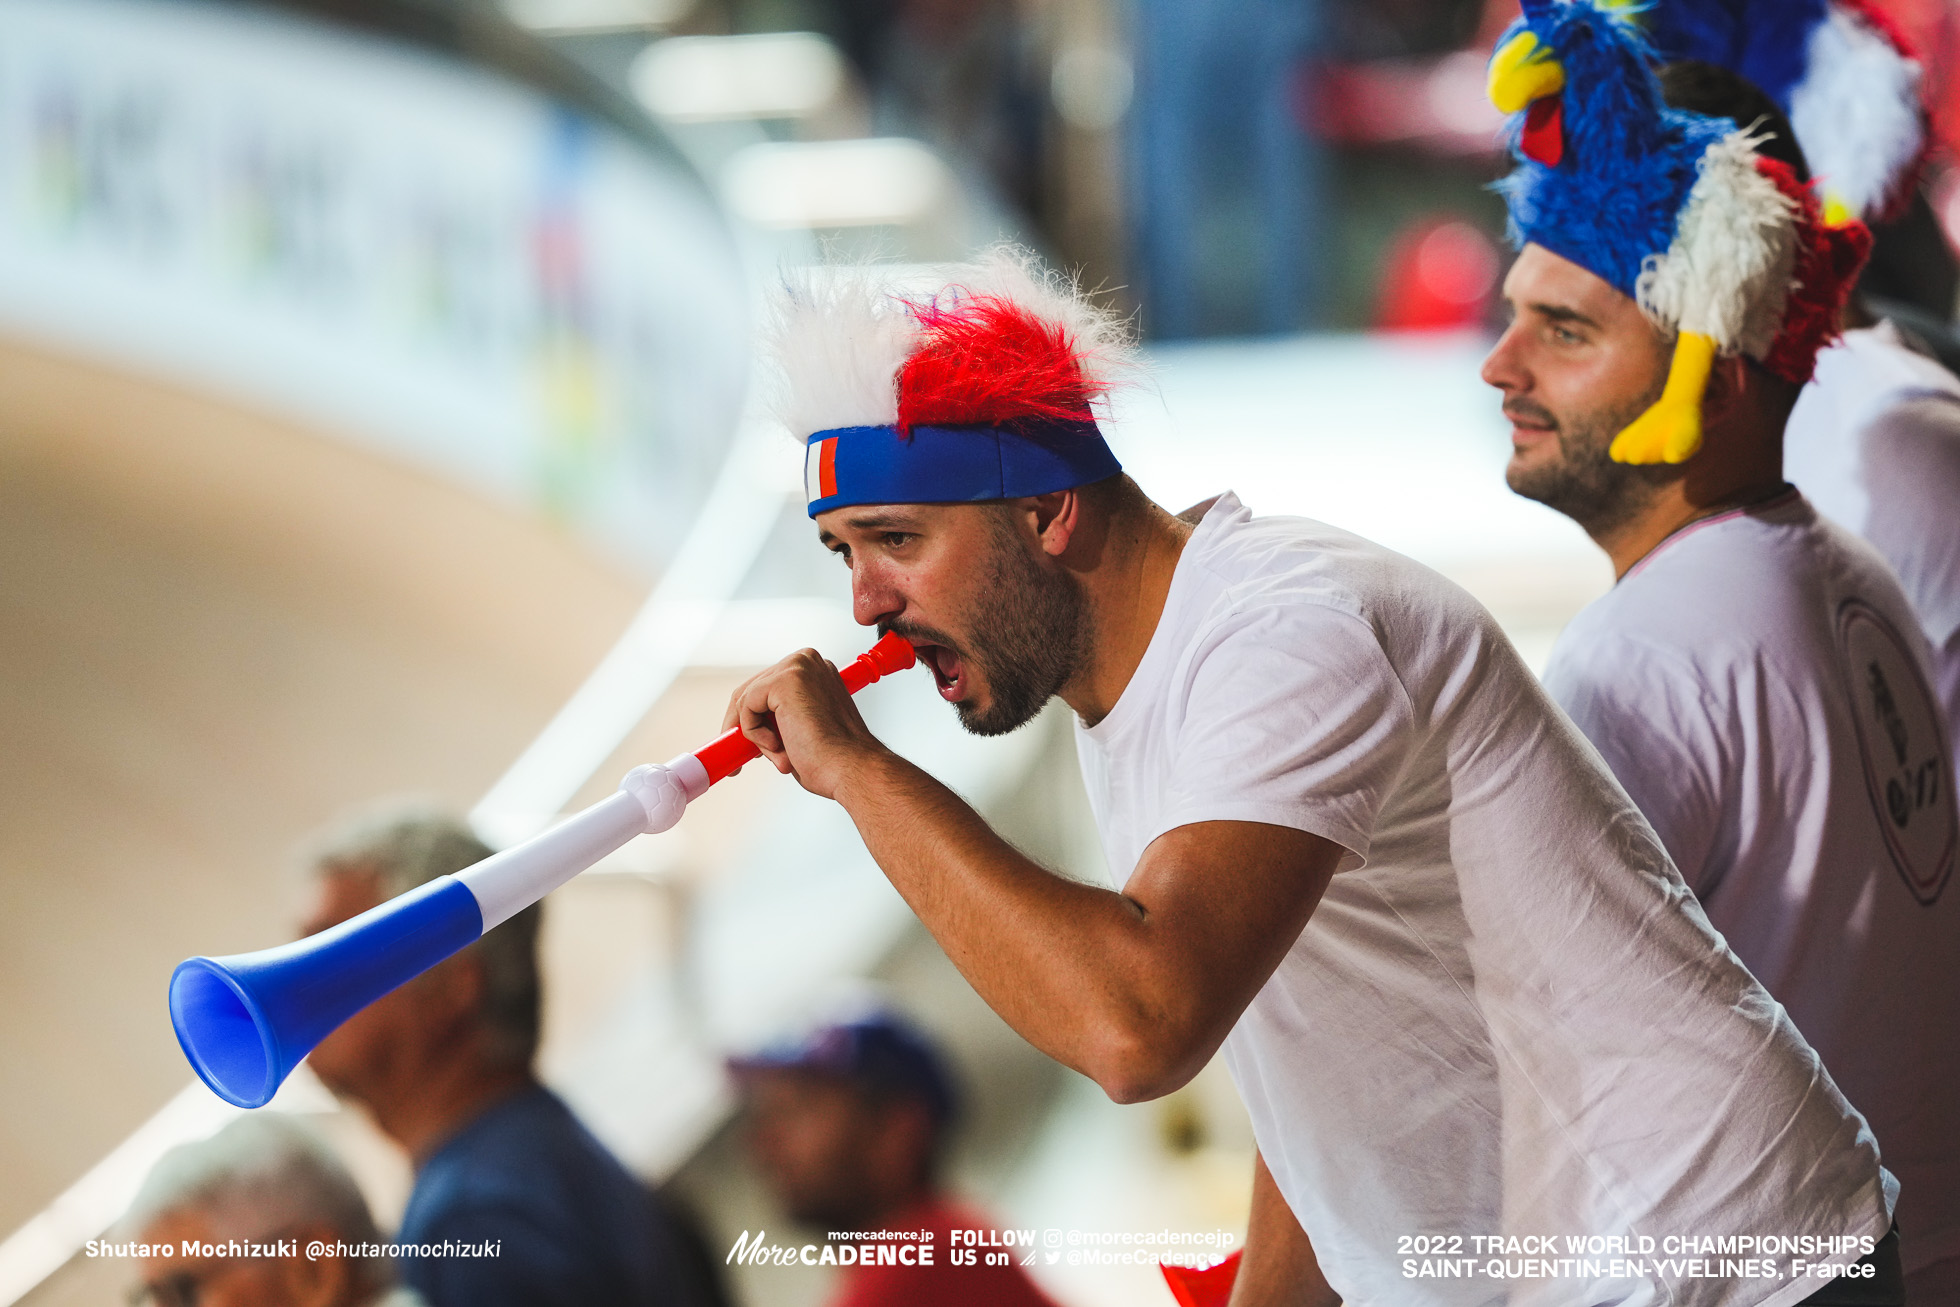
[0,334,645,1236]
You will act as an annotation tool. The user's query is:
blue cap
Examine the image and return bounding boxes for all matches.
[731,1013,958,1127]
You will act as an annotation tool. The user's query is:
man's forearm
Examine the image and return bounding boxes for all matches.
[832,746,1213,1100]
[1232,1152,1340,1307]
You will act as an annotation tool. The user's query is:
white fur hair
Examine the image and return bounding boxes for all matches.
[1789,3,1925,220]
[766,246,1133,443]
[1636,129,1799,358]
[768,264,920,441]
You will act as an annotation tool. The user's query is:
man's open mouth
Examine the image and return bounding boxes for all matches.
[912,642,967,703]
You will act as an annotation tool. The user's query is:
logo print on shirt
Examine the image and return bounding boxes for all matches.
[1838,599,1957,905]
[1867,663,1910,765]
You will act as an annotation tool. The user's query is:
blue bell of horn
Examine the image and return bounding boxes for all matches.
[169,877,483,1108]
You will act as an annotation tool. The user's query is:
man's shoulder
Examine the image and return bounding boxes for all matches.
[1860,388,1960,474]
[1596,501,1830,633]
[407,1087,649,1228]
[1558,499,1920,695]
[400,1093,669,1304]
[1837,322,1960,400]
[1185,498,1482,640]
[1195,496,1452,585]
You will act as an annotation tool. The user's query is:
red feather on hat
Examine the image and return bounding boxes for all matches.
[1756,157,1872,385]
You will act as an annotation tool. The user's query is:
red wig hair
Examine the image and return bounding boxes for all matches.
[895,292,1101,434]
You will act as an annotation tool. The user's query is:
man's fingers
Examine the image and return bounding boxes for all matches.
[738,684,785,753]
[726,652,821,733]
[742,725,791,774]
[742,719,784,755]
[722,667,765,733]
[711,648,872,797]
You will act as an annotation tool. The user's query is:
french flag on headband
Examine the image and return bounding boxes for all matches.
[802,420,1122,518]
[805,434,840,504]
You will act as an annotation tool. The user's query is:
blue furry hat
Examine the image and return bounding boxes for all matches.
[1491,0,1729,301]
[1487,0,1870,465]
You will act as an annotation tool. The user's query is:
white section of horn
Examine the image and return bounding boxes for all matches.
[457,753,707,932]
[652,751,712,805]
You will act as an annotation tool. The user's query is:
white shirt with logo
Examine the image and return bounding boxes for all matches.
[1787,322,1960,791]
[1074,493,1894,1307]
[1542,492,1956,1274]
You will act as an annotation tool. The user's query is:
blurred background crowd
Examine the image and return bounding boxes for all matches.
[1,0,1955,1304]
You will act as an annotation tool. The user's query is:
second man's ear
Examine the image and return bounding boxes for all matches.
[1699,353,1754,423]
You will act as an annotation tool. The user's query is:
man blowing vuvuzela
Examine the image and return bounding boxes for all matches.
[708,244,1898,1306]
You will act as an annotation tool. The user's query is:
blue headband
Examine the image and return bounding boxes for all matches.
[803,418,1122,517]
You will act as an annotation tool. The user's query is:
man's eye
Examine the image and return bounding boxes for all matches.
[1551,324,1583,345]
[881,532,913,548]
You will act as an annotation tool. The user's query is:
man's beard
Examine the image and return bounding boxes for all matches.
[1504,387,1676,537]
[894,516,1088,737]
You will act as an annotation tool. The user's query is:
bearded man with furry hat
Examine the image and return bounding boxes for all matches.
[1482,3,1955,1295]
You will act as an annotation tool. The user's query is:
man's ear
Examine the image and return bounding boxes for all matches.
[278,1221,353,1307]
[1699,353,1752,425]
[1028,488,1082,557]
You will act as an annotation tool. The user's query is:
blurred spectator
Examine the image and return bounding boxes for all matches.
[121,1113,421,1307]
[1851,188,1960,378]
[735,1011,1059,1307]
[300,808,692,1307]
[1128,0,1321,336]
[859,0,1043,216]
[776,0,1043,224]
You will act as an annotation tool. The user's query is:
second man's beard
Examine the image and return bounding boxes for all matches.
[1505,387,1678,539]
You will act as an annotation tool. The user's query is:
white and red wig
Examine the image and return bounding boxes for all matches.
[768,251,1133,516]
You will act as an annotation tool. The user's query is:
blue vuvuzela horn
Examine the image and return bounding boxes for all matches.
[169,633,916,1108]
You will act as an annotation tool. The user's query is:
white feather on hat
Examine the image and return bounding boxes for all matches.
[1636,129,1801,358]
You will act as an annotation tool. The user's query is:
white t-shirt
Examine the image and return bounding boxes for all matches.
[1074,493,1894,1307]
[1787,322,1960,788]
[1543,493,1959,1275]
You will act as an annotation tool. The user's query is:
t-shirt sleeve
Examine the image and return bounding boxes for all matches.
[1543,641,1728,895]
[1156,602,1417,867]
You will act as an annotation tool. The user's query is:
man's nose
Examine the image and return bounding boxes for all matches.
[1481,326,1526,393]
[851,566,901,629]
